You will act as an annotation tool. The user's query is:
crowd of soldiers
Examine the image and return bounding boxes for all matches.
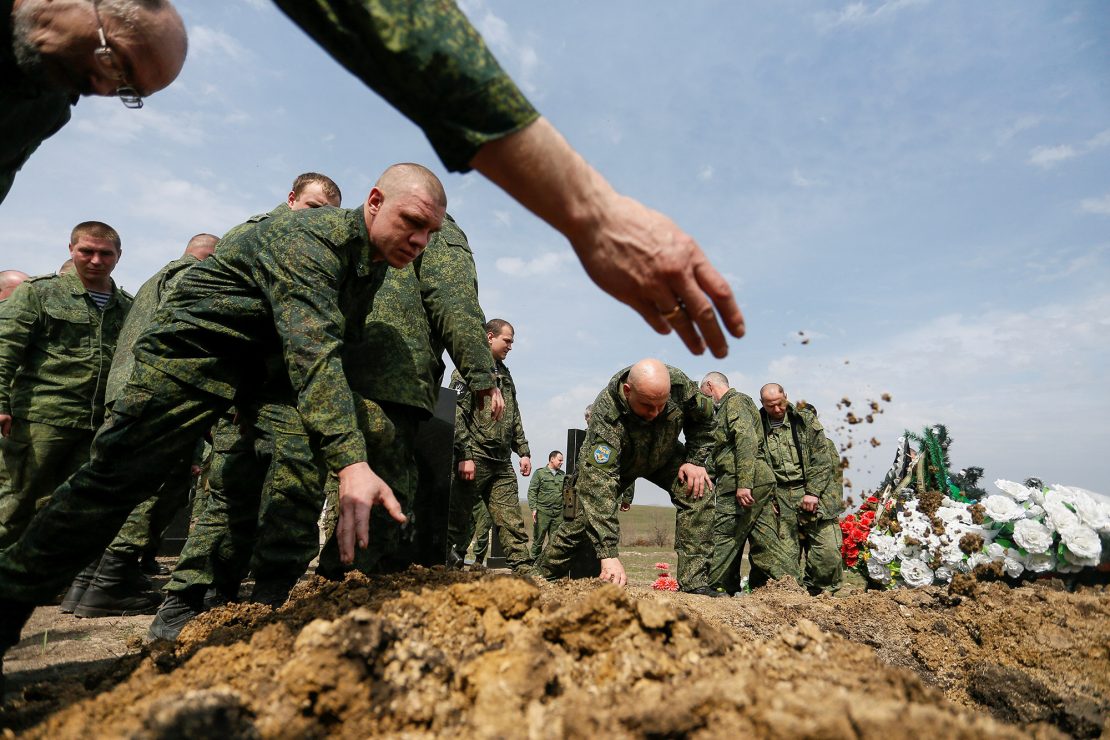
[0,0,756,690]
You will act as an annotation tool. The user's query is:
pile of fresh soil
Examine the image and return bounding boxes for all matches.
[2,567,1106,738]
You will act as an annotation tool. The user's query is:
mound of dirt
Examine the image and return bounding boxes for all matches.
[7,566,1104,738]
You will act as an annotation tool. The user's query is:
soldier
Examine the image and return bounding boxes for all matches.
[798,431,845,595]
[531,359,722,595]
[748,384,833,589]
[0,222,133,549]
[0,271,28,301]
[445,319,533,573]
[2,0,187,203]
[528,451,566,560]
[152,172,345,623]
[0,164,446,679]
[699,372,774,595]
[8,2,745,360]
[63,233,219,618]
[467,498,494,565]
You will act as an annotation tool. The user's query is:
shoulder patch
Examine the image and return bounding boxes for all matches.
[692,393,715,421]
[591,443,614,467]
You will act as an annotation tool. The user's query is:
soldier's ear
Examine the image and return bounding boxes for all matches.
[366,187,385,215]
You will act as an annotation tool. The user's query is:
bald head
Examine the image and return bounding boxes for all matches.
[622,359,671,421]
[0,270,30,301]
[11,0,187,99]
[364,163,447,269]
[699,371,730,402]
[183,233,219,260]
[760,383,787,421]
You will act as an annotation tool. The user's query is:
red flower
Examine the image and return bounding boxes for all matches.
[652,575,680,591]
[654,562,670,570]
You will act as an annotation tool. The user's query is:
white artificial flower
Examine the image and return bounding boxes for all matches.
[1023,552,1056,573]
[867,557,892,584]
[940,540,966,565]
[1059,524,1101,560]
[1012,519,1054,554]
[1061,548,1100,569]
[934,565,955,583]
[1029,485,1046,506]
[1066,489,1110,533]
[1002,556,1024,579]
[867,533,899,564]
[900,515,930,541]
[966,552,991,571]
[900,558,935,588]
[936,506,969,525]
[982,495,1025,522]
[986,542,1006,561]
[1043,494,1079,532]
[994,479,1033,502]
[1024,504,1044,520]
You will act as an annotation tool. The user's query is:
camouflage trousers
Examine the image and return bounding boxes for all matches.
[747,484,805,589]
[0,362,230,603]
[105,453,195,559]
[316,403,421,578]
[467,497,492,562]
[708,486,769,594]
[534,452,715,590]
[446,459,531,571]
[530,508,562,561]
[800,514,843,593]
[166,404,325,599]
[0,420,92,550]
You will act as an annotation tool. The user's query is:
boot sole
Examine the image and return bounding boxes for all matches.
[73,604,160,618]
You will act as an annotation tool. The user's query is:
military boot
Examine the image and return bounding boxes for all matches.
[147,590,204,642]
[0,598,36,696]
[59,557,102,614]
[249,577,298,609]
[140,550,169,576]
[73,552,161,618]
[681,586,728,598]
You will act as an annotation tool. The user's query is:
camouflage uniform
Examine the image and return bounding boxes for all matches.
[0,272,132,549]
[0,204,386,606]
[468,497,493,563]
[445,361,532,571]
[528,465,566,559]
[533,366,717,589]
[706,388,775,594]
[295,214,495,580]
[747,402,833,588]
[800,436,844,593]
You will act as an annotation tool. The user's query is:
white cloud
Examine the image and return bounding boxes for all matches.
[698,165,715,182]
[1079,194,1110,215]
[189,26,249,62]
[239,0,266,8]
[72,104,207,147]
[495,251,574,277]
[816,0,927,30]
[128,173,254,235]
[1028,144,1077,169]
[790,168,818,188]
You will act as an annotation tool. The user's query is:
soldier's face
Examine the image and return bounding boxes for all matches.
[550,454,564,470]
[365,186,445,268]
[288,182,339,210]
[488,328,514,361]
[623,383,669,422]
[69,236,120,282]
[761,391,788,420]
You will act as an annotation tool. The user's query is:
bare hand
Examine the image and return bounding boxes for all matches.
[801,494,819,513]
[476,387,504,421]
[458,459,476,481]
[677,463,713,498]
[336,462,405,564]
[736,488,754,507]
[519,456,532,476]
[0,413,11,437]
[598,557,627,586]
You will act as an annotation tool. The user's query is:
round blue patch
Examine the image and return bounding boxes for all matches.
[592,444,613,465]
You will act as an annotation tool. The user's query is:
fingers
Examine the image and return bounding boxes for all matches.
[377,484,407,525]
[694,259,745,339]
[338,498,355,564]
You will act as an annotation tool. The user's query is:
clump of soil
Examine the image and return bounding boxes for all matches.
[4,568,1108,738]
[960,533,985,554]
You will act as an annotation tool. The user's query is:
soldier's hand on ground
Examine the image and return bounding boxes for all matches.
[598,557,627,586]
[458,459,476,481]
[519,456,532,476]
[678,463,713,499]
[336,462,406,564]
[475,387,504,421]
[737,488,754,507]
[801,493,819,513]
[620,501,631,512]
[0,413,10,437]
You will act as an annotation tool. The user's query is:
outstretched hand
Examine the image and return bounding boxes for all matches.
[336,462,405,564]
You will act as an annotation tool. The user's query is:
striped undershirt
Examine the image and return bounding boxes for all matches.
[87,290,111,309]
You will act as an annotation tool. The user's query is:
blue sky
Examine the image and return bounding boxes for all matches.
[1,1,1107,505]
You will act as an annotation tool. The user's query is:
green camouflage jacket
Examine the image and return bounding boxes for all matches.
[105,254,200,406]
[133,205,386,472]
[271,0,539,172]
[709,387,774,498]
[528,466,566,513]
[576,365,716,559]
[346,213,494,414]
[758,402,833,502]
[451,361,529,463]
[0,272,132,429]
[0,0,75,204]
[821,436,845,520]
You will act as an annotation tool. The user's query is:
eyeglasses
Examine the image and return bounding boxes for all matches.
[90,0,143,109]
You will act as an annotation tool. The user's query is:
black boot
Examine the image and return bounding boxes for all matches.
[59,557,102,614]
[73,552,162,618]
[681,585,728,598]
[140,550,169,576]
[148,590,203,642]
[0,598,37,696]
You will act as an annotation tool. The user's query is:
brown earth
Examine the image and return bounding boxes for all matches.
[1,568,1107,738]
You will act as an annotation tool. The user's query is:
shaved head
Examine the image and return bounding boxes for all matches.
[623,358,671,421]
[760,383,788,421]
[0,270,30,301]
[364,163,447,269]
[183,233,219,260]
[699,371,730,402]
[374,162,447,208]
